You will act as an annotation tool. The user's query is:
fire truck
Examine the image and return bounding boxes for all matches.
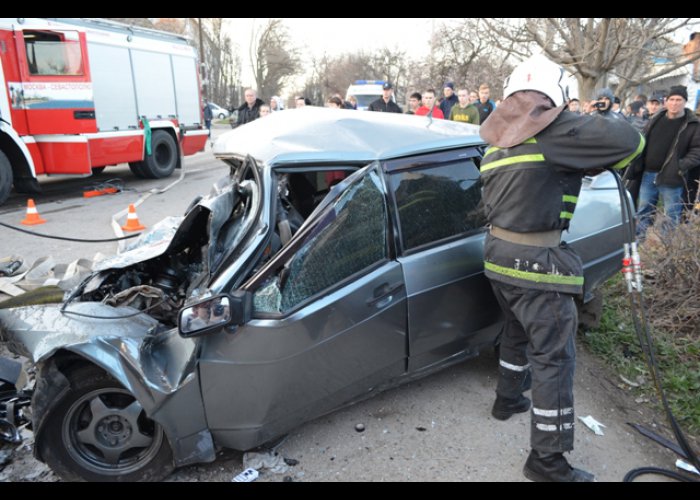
[0,18,209,205]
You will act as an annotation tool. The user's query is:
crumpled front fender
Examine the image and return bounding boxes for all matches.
[0,302,215,466]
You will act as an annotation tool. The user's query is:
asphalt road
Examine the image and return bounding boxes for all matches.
[0,124,688,482]
[0,127,230,266]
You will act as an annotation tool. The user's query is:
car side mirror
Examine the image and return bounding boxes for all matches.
[178,292,252,338]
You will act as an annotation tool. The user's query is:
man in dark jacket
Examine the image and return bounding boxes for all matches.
[439,82,459,118]
[631,85,700,237]
[479,54,644,482]
[203,102,213,138]
[233,88,265,128]
[367,82,402,113]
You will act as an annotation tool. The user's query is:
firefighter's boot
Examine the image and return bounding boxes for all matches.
[491,394,531,420]
[523,450,594,482]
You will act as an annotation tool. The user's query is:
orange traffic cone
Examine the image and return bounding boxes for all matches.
[121,204,146,232]
[20,198,46,225]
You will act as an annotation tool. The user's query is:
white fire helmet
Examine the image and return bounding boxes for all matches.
[503,54,569,107]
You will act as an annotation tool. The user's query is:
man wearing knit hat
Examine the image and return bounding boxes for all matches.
[628,85,700,238]
[439,82,459,118]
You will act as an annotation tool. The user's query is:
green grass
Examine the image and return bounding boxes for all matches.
[582,275,700,437]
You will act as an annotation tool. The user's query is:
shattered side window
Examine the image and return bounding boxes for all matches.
[390,160,486,251]
[253,171,387,314]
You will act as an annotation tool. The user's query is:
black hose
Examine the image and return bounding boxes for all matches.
[623,467,695,482]
[0,220,139,242]
[606,169,700,482]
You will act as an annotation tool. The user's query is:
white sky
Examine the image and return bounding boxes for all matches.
[226,18,438,88]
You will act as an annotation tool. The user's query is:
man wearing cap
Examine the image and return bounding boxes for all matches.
[439,82,459,119]
[479,54,643,482]
[629,85,700,238]
[646,94,662,118]
[368,82,403,113]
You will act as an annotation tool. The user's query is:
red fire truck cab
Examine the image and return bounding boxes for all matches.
[0,18,209,205]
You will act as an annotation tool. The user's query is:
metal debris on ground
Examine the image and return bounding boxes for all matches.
[243,450,290,474]
[231,467,259,482]
[676,459,699,475]
[578,415,606,436]
[0,357,33,446]
[0,257,23,278]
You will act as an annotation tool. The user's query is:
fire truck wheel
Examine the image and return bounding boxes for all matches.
[128,161,148,178]
[141,130,178,179]
[0,150,12,205]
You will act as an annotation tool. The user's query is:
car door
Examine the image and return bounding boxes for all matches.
[384,148,503,373]
[198,165,408,449]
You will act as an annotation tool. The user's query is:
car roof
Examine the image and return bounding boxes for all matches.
[213,107,482,166]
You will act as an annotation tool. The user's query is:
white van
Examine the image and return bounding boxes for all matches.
[346,80,389,110]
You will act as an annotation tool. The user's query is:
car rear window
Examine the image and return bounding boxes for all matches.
[389,159,486,251]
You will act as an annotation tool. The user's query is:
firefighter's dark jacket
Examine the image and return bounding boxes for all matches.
[481,110,645,295]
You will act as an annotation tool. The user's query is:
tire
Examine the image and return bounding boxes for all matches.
[218,113,226,120]
[0,150,13,205]
[139,130,178,179]
[37,365,174,482]
[128,161,148,179]
[576,293,604,330]
[13,176,42,195]
[91,166,106,175]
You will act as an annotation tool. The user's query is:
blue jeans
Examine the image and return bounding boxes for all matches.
[636,171,684,238]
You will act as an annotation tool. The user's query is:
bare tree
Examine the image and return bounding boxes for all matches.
[188,18,240,107]
[477,18,700,101]
[250,19,302,100]
[303,48,410,104]
[404,20,514,99]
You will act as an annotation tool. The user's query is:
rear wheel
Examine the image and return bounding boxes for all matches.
[37,365,174,482]
[91,166,106,175]
[576,293,604,330]
[0,151,13,205]
[128,161,148,178]
[139,130,178,179]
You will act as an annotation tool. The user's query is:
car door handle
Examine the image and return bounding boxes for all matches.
[367,282,404,308]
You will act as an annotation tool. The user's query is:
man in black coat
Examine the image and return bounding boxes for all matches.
[368,82,402,113]
[233,88,265,128]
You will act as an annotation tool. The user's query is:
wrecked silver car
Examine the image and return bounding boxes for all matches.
[0,108,628,481]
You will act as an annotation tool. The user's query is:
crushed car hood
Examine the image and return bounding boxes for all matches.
[59,175,261,326]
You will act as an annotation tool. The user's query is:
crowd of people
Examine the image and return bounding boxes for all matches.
[213,80,699,240]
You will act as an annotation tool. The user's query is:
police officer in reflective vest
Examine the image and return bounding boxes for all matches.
[479,55,644,482]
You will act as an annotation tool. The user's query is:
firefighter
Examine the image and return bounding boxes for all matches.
[479,54,644,482]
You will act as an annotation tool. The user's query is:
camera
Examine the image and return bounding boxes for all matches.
[214,304,224,316]
[593,101,606,110]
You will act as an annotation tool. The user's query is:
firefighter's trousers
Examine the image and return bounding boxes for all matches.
[490,281,577,453]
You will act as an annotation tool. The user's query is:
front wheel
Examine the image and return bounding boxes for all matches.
[0,150,13,205]
[37,365,174,482]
